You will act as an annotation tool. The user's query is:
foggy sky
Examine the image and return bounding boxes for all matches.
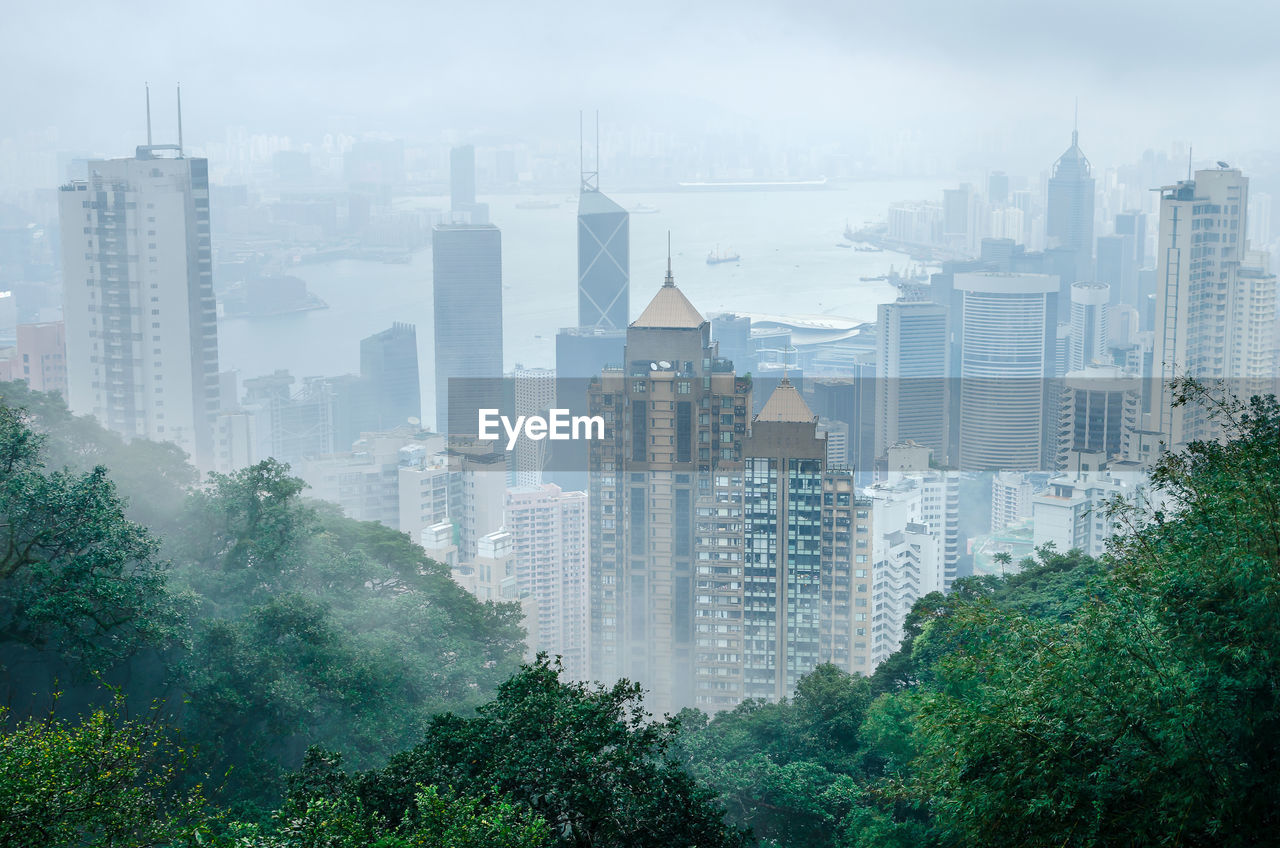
[4,0,1280,171]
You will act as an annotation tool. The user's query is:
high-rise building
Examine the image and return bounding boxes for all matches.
[1054,365,1141,472]
[576,114,628,330]
[512,366,557,487]
[577,191,630,330]
[953,272,1059,470]
[987,171,1009,206]
[816,417,849,468]
[1046,125,1095,296]
[818,474,873,675]
[1150,167,1273,447]
[360,322,420,431]
[875,300,949,465]
[808,375,877,483]
[1096,234,1137,308]
[58,140,220,466]
[739,380,875,698]
[1114,210,1148,269]
[587,262,751,713]
[505,484,590,680]
[1069,281,1109,371]
[741,379,825,702]
[711,313,753,372]
[432,223,502,435]
[865,471,944,668]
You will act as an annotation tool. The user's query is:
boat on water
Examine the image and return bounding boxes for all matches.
[515,199,560,210]
[631,203,660,214]
[843,221,857,241]
[854,245,883,253]
[707,246,741,265]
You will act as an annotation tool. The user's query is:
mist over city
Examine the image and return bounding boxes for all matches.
[3,3,1280,846]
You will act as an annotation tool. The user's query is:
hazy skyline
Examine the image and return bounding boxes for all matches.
[5,0,1280,178]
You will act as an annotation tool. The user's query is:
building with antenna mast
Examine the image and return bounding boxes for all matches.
[57,85,220,467]
[1045,105,1095,298]
[553,112,631,487]
[577,111,629,331]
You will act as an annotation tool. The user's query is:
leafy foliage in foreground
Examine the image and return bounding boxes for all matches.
[303,657,749,848]
[0,383,526,808]
[678,381,1280,847]
[0,695,209,847]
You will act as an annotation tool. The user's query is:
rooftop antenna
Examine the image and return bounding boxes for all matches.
[176,83,184,157]
[664,231,674,287]
[595,110,600,187]
[1188,144,1193,180]
[1072,97,1078,146]
[145,83,153,146]
[579,109,597,192]
[782,344,796,383]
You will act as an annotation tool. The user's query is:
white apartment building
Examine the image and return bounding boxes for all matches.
[59,149,219,466]
[505,484,590,679]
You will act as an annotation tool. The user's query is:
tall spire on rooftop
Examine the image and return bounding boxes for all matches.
[664,231,674,287]
[632,234,704,329]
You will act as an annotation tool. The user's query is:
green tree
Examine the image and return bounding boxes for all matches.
[219,784,549,848]
[172,462,527,806]
[350,657,749,848]
[0,401,182,682]
[902,382,1280,846]
[0,694,210,847]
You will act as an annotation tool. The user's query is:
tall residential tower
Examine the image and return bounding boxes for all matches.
[58,105,220,467]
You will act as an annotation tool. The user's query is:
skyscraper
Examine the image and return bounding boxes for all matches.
[875,300,949,465]
[1150,167,1274,447]
[1068,281,1109,371]
[505,484,590,680]
[551,128,630,484]
[432,223,502,435]
[360,322,420,431]
[953,272,1059,470]
[742,380,871,699]
[577,114,629,330]
[58,119,220,467]
[587,261,751,712]
[578,191,630,330]
[1046,124,1095,296]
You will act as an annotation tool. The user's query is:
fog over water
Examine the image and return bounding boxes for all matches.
[217,181,942,424]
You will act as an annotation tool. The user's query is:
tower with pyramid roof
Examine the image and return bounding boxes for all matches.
[1046,112,1095,295]
[586,250,752,713]
[741,379,873,700]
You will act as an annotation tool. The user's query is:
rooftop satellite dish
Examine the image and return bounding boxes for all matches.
[408,417,420,426]
[650,362,659,370]
[1218,161,1230,169]
[658,360,672,369]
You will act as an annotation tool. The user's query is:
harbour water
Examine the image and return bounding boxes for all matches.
[216,178,949,425]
